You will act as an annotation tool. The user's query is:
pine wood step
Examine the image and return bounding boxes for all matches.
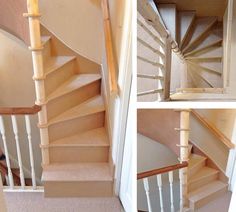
[48,95,104,126]
[44,56,76,76]
[42,163,113,197]
[188,167,219,192]
[47,74,101,102]
[183,17,217,53]
[48,127,109,163]
[178,11,196,47]
[184,24,222,56]
[188,180,228,209]
[188,154,206,177]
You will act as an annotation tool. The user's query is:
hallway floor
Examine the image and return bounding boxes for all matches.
[196,191,231,212]
[4,191,123,212]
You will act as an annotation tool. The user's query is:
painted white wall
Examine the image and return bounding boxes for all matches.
[0,29,42,182]
[190,113,229,173]
[137,133,179,211]
[39,0,103,64]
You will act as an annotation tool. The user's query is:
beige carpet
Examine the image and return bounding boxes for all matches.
[196,192,232,212]
[4,192,123,212]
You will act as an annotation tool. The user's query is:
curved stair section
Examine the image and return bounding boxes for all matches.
[156,3,225,100]
[39,25,113,197]
[187,147,228,210]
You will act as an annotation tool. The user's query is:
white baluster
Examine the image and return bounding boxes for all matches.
[11,115,25,188]
[0,116,14,188]
[157,174,164,212]
[179,169,184,212]
[143,178,152,212]
[25,115,36,189]
[169,171,175,212]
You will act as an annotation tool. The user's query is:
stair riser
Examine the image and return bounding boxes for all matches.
[185,42,222,57]
[47,79,101,120]
[49,112,105,141]
[188,160,206,178]
[49,146,109,163]
[44,181,114,197]
[190,186,227,210]
[189,173,218,192]
[183,21,217,54]
[42,40,51,64]
[45,60,76,96]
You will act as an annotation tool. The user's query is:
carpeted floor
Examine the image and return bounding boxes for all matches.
[196,192,232,212]
[4,192,123,212]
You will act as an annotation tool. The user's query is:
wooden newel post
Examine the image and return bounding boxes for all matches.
[24,0,49,165]
[178,109,190,210]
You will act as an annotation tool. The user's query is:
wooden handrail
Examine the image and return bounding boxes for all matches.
[0,105,41,115]
[101,0,118,93]
[137,161,188,180]
[191,110,235,149]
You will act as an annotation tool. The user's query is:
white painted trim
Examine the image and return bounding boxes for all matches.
[227,149,236,191]
[7,152,41,185]
[3,186,44,192]
[113,0,132,198]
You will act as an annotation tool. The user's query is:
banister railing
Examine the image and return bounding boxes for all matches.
[0,105,41,115]
[101,0,118,94]
[137,0,172,101]
[0,105,42,190]
[137,161,188,180]
[191,110,235,149]
[137,162,188,212]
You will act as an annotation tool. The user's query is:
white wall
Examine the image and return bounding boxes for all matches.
[190,113,229,172]
[39,0,103,64]
[137,134,179,211]
[0,29,42,182]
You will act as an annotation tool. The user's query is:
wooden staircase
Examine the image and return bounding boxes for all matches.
[187,145,228,210]
[156,3,224,100]
[39,25,113,197]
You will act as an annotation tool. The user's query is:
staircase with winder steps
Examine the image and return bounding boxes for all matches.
[38,25,113,197]
[187,146,228,210]
[156,3,225,100]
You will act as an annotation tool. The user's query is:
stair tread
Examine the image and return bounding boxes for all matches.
[47,74,101,101]
[157,4,177,40]
[187,61,222,75]
[50,127,109,147]
[42,163,112,182]
[178,11,196,45]
[188,154,206,168]
[44,56,76,75]
[185,26,222,56]
[183,17,217,52]
[170,93,236,101]
[189,167,218,183]
[49,95,105,125]
[188,46,222,58]
[188,180,227,202]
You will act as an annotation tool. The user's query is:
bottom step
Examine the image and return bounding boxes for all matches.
[42,163,113,197]
[188,180,228,210]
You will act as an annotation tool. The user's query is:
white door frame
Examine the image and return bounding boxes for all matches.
[113,0,132,197]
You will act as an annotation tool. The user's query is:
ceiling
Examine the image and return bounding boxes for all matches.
[154,0,228,19]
